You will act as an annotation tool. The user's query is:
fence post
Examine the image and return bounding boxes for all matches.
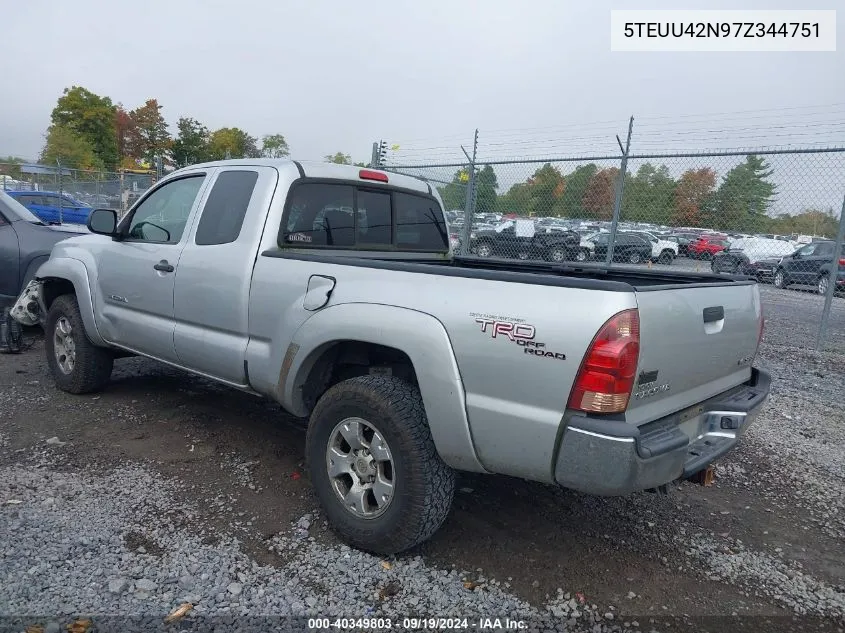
[815,192,845,350]
[605,116,634,266]
[56,159,64,224]
[459,130,479,256]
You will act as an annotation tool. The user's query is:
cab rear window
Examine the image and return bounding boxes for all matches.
[280,182,448,252]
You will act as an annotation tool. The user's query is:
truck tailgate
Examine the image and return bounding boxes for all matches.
[626,282,762,426]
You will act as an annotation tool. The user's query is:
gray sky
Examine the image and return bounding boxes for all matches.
[3,0,844,172]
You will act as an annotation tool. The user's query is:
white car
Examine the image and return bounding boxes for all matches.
[630,231,678,264]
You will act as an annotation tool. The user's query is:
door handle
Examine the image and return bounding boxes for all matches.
[153,260,174,273]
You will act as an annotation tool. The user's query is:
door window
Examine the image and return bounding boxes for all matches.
[125,176,205,243]
[194,171,258,245]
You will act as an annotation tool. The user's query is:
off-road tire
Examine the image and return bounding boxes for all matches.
[306,375,456,554]
[45,294,113,394]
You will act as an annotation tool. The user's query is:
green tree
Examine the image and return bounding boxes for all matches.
[622,163,676,224]
[768,208,839,238]
[129,99,171,166]
[50,86,118,169]
[324,152,352,164]
[712,155,776,231]
[262,134,290,158]
[208,127,260,159]
[496,182,531,214]
[170,117,211,166]
[475,165,499,213]
[437,169,469,211]
[525,163,565,216]
[558,164,598,218]
[40,125,103,170]
[0,156,27,181]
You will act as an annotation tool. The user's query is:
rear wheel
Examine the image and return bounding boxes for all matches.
[773,269,787,289]
[574,248,589,262]
[306,375,456,554]
[700,251,713,261]
[628,251,643,265]
[657,250,674,265]
[548,246,568,262]
[817,274,830,296]
[45,294,113,394]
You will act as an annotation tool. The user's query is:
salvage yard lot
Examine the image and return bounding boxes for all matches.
[1,287,844,632]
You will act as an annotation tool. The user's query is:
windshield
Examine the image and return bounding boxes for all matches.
[0,190,43,224]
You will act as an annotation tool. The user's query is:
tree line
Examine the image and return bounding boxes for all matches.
[6,86,361,173]
[438,156,839,236]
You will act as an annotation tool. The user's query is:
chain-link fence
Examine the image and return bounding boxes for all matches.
[0,162,154,222]
[382,136,845,352]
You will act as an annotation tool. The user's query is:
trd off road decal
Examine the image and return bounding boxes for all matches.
[470,313,566,360]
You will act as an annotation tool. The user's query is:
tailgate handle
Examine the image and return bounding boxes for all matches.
[702,306,724,323]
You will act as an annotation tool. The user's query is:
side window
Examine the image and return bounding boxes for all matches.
[814,242,833,258]
[195,170,259,246]
[356,190,391,246]
[799,244,817,257]
[394,192,448,250]
[125,175,204,244]
[282,183,355,247]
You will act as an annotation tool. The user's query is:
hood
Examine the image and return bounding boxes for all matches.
[45,223,91,235]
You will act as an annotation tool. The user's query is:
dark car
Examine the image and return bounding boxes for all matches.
[470,219,584,262]
[773,240,845,295]
[584,231,653,264]
[711,238,798,282]
[664,232,699,257]
[6,190,93,225]
[0,191,90,307]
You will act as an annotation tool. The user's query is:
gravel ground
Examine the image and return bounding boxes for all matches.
[1,285,844,633]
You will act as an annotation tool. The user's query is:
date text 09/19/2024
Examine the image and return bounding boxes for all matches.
[307,617,528,630]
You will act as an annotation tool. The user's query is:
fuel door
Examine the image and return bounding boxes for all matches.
[303,275,336,311]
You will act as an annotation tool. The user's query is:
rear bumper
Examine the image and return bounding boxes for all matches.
[554,368,771,495]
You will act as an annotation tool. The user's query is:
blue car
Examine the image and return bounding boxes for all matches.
[5,190,93,225]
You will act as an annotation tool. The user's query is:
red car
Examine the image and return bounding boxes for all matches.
[688,234,732,260]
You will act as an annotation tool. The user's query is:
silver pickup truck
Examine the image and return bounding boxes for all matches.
[16,160,770,554]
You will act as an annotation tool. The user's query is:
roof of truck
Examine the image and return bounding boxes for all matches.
[172,159,432,195]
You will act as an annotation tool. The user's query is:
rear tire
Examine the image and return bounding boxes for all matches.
[773,269,787,289]
[548,246,568,262]
[475,242,493,258]
[306,375,456,555]
[817,274,830,296]
[628,251,643,264]
[700,252,713,261]
[657,250,674,265]
[45,294,113,394]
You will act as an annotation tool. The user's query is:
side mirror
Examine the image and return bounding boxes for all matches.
[87,208,118,236]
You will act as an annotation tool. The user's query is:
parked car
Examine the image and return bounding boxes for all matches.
[470,219,585,262]
[16,160,769,555]
[687,235,732,260]
[0,190,89,308]
[773,240,845,295]
[6,190,94,225]
[582,231,654,264]
[628,231,678,264]
[711,238,800,282]
[663,232,699,257]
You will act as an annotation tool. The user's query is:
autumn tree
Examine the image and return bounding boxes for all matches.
[115,106,141,167]
[712,155,776,231]
[672,168,716,226]
[170,117,211,166]
[50,86,118,169]
[558,164,597,218]
[40,125,103,170]
[129,99,171,166]
[208,128,260,160]
[523,163,565,216]
[261,134,290,158]
[582,167,619,220]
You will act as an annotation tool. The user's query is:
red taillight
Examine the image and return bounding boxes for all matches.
[838,258,845,266]
[567,309,640,414]
[359,169,388,183]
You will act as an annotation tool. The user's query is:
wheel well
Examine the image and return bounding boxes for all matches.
[41,277,76,309]
[301,341,419,413]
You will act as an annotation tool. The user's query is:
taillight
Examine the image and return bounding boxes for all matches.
[567,309,640,414]
[838,258,845,267]
[359,169,388,183]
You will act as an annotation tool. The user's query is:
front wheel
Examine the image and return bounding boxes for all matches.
[475,242,493,258]
[773,269,787,289]
[45,294,114,394]
[817,274,830,296]
[628,251,643,264]
[306,375,456,555]
[548,246,568,263]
